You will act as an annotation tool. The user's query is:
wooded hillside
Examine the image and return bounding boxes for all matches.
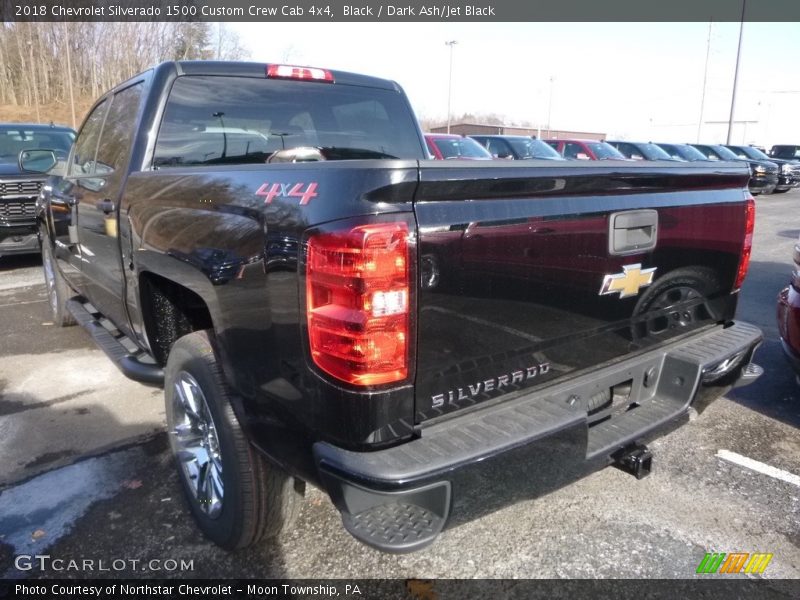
[0,22,248,127]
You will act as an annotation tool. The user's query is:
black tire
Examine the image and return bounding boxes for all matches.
[633,267,724,337]
[165,330,304,550]
[772,188,790,194]
[41,239,76,327]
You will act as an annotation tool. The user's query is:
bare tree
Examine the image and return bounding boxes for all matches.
[0,22,250,122]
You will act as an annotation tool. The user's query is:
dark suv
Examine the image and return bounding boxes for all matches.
[691,143,779,195]
[0,123,75,258]
[726,144,800,194]
[769,145,800,161]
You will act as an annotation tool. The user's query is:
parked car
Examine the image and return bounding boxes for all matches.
[424,134,493,160]
[469,135,565,160]
[0,123,75,258]
[769,145,800,161]
[606,141,682,162]
[31,60,762,554]
[777,235,800,377]
[656,143,712,162]
[691,143,779,195]
[545,138,628,160]
[725,144,800,194]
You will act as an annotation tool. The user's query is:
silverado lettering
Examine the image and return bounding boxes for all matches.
[431,363,551,407]
[32,61,762,554]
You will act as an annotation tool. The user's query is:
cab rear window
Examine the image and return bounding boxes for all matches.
[153,76,425,167]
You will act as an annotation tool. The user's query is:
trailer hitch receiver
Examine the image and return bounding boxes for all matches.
[613,443,653,480]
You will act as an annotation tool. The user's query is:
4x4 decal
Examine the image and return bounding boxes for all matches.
[256,182,318,205]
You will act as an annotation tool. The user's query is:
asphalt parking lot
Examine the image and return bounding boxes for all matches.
[0,191,799,581]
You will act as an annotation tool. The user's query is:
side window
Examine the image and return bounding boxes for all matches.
[487,139,511,158]
[624,144,644,160]
[70,100,108,176]
[563,143,582,159]
[95,82,144,183]
[616,143,634,158]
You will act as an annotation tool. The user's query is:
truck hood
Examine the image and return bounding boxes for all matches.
[0,161,24,177]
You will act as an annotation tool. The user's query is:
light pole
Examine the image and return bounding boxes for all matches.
[697,21,712,142]
[726,0,746,144]
[445,40,457,134]
[546,76,554,138]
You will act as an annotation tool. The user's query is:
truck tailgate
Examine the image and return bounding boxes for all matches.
[413,161,751,423]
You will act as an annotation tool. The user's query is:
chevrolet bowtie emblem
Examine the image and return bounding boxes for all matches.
[599,264,657,299]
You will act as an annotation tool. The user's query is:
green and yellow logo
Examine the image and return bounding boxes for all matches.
[696,552,773,574]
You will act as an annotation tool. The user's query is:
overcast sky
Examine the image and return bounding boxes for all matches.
[230,21,800,147]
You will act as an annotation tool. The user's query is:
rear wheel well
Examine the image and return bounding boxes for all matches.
[139,273,213,366]
[652,249,738,290]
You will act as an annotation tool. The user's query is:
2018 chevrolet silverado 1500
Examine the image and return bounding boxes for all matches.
[31,61,763,553]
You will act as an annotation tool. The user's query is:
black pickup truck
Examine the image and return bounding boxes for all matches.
[30,61,763,553]
[0,123,74,258]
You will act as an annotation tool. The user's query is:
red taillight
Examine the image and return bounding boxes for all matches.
[734,196,755,291]
[306,221,410,386]
[266,64,334,83]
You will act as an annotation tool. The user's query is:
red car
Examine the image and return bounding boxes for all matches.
[777,235,800,375]
[424,134,493,160]
[545,138,628,161]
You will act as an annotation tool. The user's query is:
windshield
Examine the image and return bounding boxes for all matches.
[507,138,563,159]
[708,145,740,161]
[154,76,425,167]
[728,145,771,161]
[666,144,707,161]
[771,146,800,159]
[0,127,75,162]
[639,143,674,160]
[587,142,626,160]
[432,137,492,159]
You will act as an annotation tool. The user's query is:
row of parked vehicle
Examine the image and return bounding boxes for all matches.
[423,134,800,196]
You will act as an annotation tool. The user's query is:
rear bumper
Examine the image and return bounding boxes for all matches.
[0,222,39,257]
[314,321,762,553]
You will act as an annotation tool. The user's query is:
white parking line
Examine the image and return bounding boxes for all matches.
[0,279,42,292]
[0,299,47,308]
[716,449,800,487]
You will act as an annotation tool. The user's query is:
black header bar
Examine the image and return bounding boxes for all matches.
[1,0,799,22]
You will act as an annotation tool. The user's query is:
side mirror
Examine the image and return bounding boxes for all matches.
[77,177,107,193]
[19,149,57,173]
[496,151,513,159]
[576,152,590,160]
[71,160,115,192]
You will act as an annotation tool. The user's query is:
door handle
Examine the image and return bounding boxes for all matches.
[95,199,116,214]
[609,210,658,255]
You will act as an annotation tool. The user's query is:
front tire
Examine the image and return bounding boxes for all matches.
[165,330,304,549]
[41,239,76,327]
